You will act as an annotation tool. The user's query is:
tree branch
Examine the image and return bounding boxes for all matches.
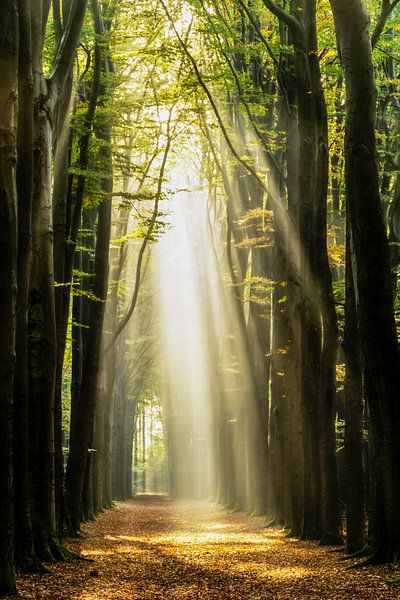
[260,0,304,43]
[53,0,63,47]
[371,0,400,49]
[49,0,89,96]
[159,0,282,204]
[104,112,173,353]
[198,0,284,179]
[234,0,278,65]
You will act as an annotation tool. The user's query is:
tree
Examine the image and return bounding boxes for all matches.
[0,3,18,594]
[24,0,88,559]
[13,0,36,572]
[330,0,400,561]
[246,0,340,543]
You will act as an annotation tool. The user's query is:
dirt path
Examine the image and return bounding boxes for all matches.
[17,496,400,599]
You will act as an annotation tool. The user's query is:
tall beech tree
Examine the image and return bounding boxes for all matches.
[64,0,107,534]
[240,0,341,543]
[0,2,18,595]
[27,0,88,558]
[52,8,101,537]
[343,221,365,554]
[13,0,36,571]
[330,0,400,561]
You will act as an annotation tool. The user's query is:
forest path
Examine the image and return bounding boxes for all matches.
[17,496,399,599]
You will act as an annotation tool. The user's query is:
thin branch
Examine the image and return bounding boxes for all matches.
[206,17,286,184]
[104,112,173,352]
[158,0,263,187]
[78,43,91,85]
[198,111,241,292]
[234,0,278,65]
[199,0,283,161]
[160,0,301,300]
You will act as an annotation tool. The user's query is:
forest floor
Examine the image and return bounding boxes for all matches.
[16,495,400,599]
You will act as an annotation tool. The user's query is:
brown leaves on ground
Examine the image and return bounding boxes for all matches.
[17,496,400,599]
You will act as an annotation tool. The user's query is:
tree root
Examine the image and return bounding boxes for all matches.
[250,508,267,518]
[66,551,94,563]
[286,529,301,538]
[16,554,51,575]
[0,590,20,599]
[391,548,400,565]
[339,545,368,561]
[346,540,386,569]
[263,518,277,528]
[67,529,86,539]
[37,544,57,564]
[49,538,93,563]
[37,564,52,575]
[347,555,380,569]
[49,538,74,562]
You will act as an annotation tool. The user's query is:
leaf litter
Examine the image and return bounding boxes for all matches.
[16,496,400,599]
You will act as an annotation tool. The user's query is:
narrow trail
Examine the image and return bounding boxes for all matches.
[17,496,399,599]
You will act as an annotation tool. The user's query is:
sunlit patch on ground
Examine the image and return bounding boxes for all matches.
[82,546,146,557]
[232,564,311,579]
[148,531,281,544]
[16,497,399,599]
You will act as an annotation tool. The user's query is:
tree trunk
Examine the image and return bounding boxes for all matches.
[0,2,18,594]
[13,0,37,571]
[68,208,96,530]
[52,73,74,539]
[330,0,400,561]
[293,1,340,544]
[27,0,89,557]
[276,32,304,536]
[28,84,58,557]
[343,222,365,553]
[267,2,340,543]
[66,80,113,531]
